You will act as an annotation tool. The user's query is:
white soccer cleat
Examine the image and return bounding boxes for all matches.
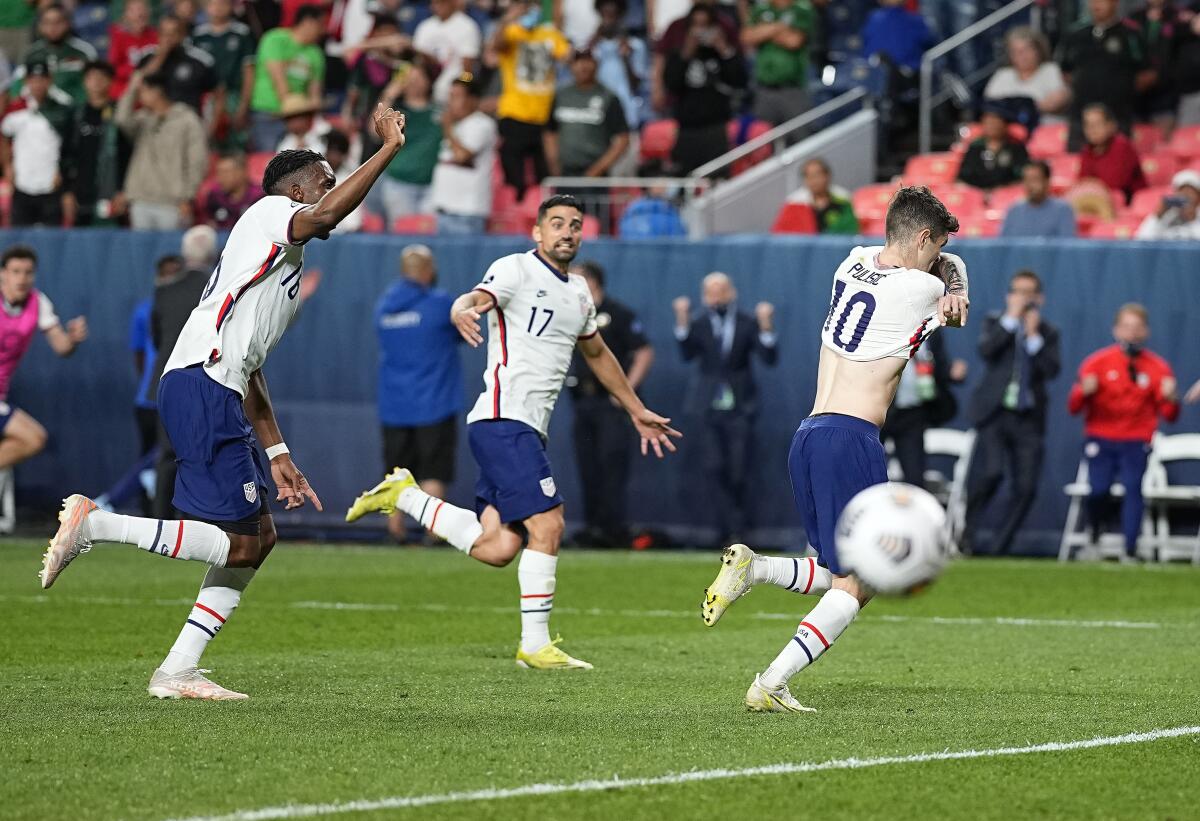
[745,674,816,714]
[702,543,756,627]
[40,494,98,590]
[148,667,249,701]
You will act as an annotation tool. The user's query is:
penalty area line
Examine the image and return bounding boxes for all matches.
[164,725,1200,821]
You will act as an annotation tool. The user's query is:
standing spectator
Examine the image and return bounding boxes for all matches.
[430,74,497,235]
[663,4,748,175]
[786,157,858,234]
[619,186,688,237]
[375,244,463,542]
[589,0,648,174]
[192,0,258,149]
[492,0,570,198]
[8,4,98,105]
[543,48,630,185]
[1068,303,1179,560]
[0,61,73,227]
[115,71,209,230]
[134,15,218,114]
[1127,0,1187,136]
[1058,0,1152,150]
[742,0,813,127]
[0,2,36,71]
[249,5,327,151]
[108,0,158,101]
[964,270,1062,556]
[1078,102,1147,204]
[412,0,481,105]
[377,60,442,223]
[343,14,407,155]
[1175,9,1200,126]
[983,27,1070,126]
[861,0,934,72]
[568,260,654,547]
[61,60,130,228]
[673,272,777,544]
[1135,169,1200,240]
[956,105,1030,191]
[650,0,739,115]
[1000,159,1077,238]
[198,150,264,230]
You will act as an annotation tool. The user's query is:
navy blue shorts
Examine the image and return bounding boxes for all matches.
[468,419,563,524]
[158,366,269,525]
[0,401,14,433]
[788,413,889,575]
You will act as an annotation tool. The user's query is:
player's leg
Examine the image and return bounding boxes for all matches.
[515,504,592,669]
[0,408,48,470]
[1084,439,1118,546]
[1116,442,1150,559]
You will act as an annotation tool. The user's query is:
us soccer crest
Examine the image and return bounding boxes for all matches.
[540,477,557,497]
[243,482,258,503]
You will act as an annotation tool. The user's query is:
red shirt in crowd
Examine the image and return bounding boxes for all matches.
[108,24,158,99]
[1078,132,1147,203]
[1068,344,1179,442]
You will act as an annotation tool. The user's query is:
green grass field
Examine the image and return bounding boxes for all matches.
[2,541,1199,821]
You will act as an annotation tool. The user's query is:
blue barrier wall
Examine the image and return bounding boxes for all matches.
[6,228,1200,553]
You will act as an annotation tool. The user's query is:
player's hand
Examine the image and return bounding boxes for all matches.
[1185,379,1200,404]
[1161,376,1178,401]
[271,455,323,512]
[937,294,969,328]
[631,407,682,458]
[1081,374,1099,396]
[755,301,775,331]
[66,316,88,344]
[372,104,407,148]
[453,300,492,347]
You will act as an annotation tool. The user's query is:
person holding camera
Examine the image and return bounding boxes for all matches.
[1135,169,1200,241]
[963,270,1062,556]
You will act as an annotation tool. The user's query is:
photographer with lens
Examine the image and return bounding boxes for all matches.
[1135,170,1200,241]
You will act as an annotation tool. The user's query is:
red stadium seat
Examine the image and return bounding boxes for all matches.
[852,183,900,220]
[1049,154,1081,194]
[640,120,678,162]
[1027,123,1067,159]
[903,152,961,185]
[392,214,437,234]
[581,215,601,238]
[1088,217,1144,239]
[771,202,818,234]
[360,212,385,233]
[729,119,774,175]
[1141,154,1180,187]
[1165,125,1200,162]
[928,183,986,215]
[1133,123,1164,155]
[1128,185,1172,218]
[248,152,273,186]
[986,184,1026,218]
[856,215,884,237]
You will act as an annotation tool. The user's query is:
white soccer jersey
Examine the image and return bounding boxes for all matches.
[821,246,966,361]
[164,196,312,397]
[467,250,598,436]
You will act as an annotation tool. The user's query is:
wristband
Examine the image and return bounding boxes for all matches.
[265,443,290,460]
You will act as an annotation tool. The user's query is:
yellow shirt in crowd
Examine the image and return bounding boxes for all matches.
[496,23,570,124]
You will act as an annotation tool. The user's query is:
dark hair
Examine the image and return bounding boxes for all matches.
[1009,269,1042,292]
[84,59,115,78]
[574,259,605,286]
[1082,102,1115,123]
[1,245,37,268]
[803,157,831,175]
[688,4,714,24]
[155,254,184,275]
[141,72,169,93]
[537,194,583,223]
[262,148,326,194]
[323,129,350,155]
[1024,159,1051,179]
[884,186,959,244]
[158,12,183,30]
[294,5,326,25]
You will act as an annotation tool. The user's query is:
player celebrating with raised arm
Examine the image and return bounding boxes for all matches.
[39,105,408,701]
[702,186,969,713]
[347,195,681,670]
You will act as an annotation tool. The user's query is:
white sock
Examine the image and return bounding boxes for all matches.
[160,566,256,675]
[86,510,229,566]
[760,588,861,688]
[397,487,483,554]
[751,555,833,595]
[518,549,557,653]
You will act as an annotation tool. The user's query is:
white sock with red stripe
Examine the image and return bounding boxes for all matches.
[518,549,556,653]
[397,487,483,554]
[85,511,230,566]
[760,589,860,688]
[751,555,832,595]
[160,566,256,675]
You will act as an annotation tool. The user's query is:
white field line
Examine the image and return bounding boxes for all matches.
[163,725,1200,821]
[0,594,1172,630]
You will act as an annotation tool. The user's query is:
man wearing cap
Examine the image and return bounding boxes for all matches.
[543,48,630,188]
[0,60,74,226]
[1136,170,1200,240]
[957,104,1030,191]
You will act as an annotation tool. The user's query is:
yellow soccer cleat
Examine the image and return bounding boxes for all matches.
[745,674,816,714]
[345,467,416,522]
[516,636,593,670]
[701,543,755,627]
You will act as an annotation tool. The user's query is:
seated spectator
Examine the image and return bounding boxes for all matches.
[862,0,934,73]
[377,60,442,222]
[1078,102,1146,203]
[742,0,813,127]
[134,15,218,114]
[1000,159,1077,238]
[108,0,157,100]
[957,105,1030,191]
[115,71,209,230]
[412,0,481,105]
[192,0,258,149]
[786,158,859,234]
[983,27,1070,126]
[1127,0,1186,134]
[276,93,327,151]
[249,6,327,151]
[0,60,73,226]
[61,60,130,227]
[589,0,648,174]
[618,187,688,237]
[199,151,263,230]
[429,75,496,235]
[663,4,747,175]
[544,48,630,182]
[1135,169,1200,240]
[9,4,98,105]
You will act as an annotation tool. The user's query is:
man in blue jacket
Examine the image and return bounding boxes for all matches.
[375,244,464,542]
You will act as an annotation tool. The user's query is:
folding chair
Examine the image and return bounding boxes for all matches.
[1058,448,1158,561]
[1141,433,1200,563]
[923,428,974,551]
[0,468,14,535]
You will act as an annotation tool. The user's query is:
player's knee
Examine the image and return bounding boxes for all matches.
[20,421,48,456]
[224,533,262,567]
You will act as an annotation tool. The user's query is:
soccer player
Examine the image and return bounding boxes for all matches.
[0,245,88,477]
[39,105,409,701]
[346,195,681,670]
[701,186,969,712]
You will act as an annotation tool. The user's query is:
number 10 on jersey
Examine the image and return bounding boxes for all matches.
[825,281,876,353]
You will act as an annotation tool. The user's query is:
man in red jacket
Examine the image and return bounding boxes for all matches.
[1068,303,1179,559]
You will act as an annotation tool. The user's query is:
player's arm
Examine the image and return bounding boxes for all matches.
[289,105,406,243]
[43,317,88,356]
[578,332,681,458]
[933,252,969,328]
[244,369,323,511]
[450,289,497,347]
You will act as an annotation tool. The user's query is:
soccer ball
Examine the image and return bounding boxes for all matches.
[835,482,950,595]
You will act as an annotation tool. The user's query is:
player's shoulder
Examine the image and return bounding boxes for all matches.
[567,271,592,294]
[243,195,301,218]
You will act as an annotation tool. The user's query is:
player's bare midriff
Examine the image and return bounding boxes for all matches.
[810,345,905,428]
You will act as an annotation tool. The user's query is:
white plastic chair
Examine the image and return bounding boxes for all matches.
[0,468,15,535]
[1141,433,1200,564]
[923,427,975,551]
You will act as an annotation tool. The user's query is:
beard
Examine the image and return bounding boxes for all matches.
[545,241,579,264]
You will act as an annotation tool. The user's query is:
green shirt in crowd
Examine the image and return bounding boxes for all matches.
[192,20,257,95]
[9,37,99,104]
[0,1,35,30]
[815,194,859,235]
[749,0,813,88]
[546,83,628,175]
[250,28,325,114]
[385,103,442,185]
